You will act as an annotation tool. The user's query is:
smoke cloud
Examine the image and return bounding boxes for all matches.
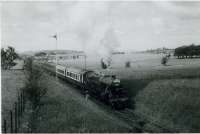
[66,1,121,61]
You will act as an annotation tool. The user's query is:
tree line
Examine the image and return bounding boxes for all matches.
[1,46,19,69]
[174,44,200,59]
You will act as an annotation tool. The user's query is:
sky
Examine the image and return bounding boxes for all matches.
[1,1,200,54]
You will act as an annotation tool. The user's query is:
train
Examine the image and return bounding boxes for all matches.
[38,62,129,110]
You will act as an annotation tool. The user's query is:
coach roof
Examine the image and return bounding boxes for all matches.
[66,67,86,74]
[57,63,87,74]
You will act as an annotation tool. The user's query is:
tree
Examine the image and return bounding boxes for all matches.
[1,48,7,69]
[174,44,200,59]
[1,46,19,69]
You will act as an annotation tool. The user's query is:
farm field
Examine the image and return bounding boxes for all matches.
[58,52,200,79]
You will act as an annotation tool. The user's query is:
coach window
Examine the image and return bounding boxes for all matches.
[77,74,79,80]
[58,69,64,74]
[80,75,82,82]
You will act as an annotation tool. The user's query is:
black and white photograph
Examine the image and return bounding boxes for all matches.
[1,0,200,133]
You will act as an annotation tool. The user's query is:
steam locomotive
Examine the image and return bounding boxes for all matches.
[40,62,129,109]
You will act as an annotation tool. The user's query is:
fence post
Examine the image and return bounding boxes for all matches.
[10,110,13,133]
[23,90,25,112]
[21,93,23,114]
[18,94,21,116]
[4,119,7,133]
[15,102,18,133]
[18,95,20,126]
[21,91,24,112]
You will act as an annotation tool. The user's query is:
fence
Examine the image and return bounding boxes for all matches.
[2,90,26,133]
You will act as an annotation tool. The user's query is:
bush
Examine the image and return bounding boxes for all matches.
[24,57,47,109]
[125,61,131,68]
[161,57,168,66]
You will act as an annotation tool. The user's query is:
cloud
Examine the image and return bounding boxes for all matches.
[2,1,200,52]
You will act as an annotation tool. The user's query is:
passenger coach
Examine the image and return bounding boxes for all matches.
[56,64,86,85]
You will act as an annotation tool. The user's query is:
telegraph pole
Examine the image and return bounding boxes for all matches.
[84,55,86,70]
[51,33,58,78]
[55,33,58,79]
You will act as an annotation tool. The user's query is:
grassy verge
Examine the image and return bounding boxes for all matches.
[134,78,200,132]
[26,72,131,133]
[1,70,26,131]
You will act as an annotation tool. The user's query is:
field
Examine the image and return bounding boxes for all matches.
[59,52,200,78]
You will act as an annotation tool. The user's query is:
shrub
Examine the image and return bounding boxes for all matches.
[161,57,168,66]
[125,61,131,68]
[24,57,47,109]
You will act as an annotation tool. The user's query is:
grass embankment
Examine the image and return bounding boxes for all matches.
[134,79,200,132]
[120,66,200,132]
[1,70,26,130]
[29,73,131,133]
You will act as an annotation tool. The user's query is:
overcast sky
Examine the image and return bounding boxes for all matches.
[2,1,200,53]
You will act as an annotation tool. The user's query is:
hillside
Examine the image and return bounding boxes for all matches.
[134,78,200,132]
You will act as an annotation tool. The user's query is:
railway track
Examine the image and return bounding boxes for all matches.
[114,108,178,133]
[113,109,142,132]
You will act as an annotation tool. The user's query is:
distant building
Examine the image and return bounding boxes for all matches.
[146,47,174,55]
